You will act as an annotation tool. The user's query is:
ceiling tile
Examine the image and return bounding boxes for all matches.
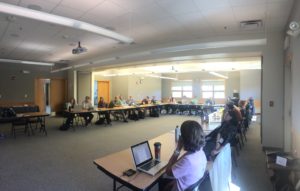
[19,0,59,13]
[1,0,19,5]
[131,3,171,24]
[60,0,105,12]
[156,0,200,16]
[266,1,293,19]
[229,0,267,7]
[193,0,231,10]
[111,0,156,11]
[52,4,85,19]
[86,1,129,22]
[232,4,267,21]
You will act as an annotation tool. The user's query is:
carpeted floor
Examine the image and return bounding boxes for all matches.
[0,115,272,191]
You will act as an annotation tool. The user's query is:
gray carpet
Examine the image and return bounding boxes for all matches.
[0,115,272,191]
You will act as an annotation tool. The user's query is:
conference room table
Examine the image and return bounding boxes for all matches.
[65,103,224,120]
[93,124,218,191]
[0,112,49,135]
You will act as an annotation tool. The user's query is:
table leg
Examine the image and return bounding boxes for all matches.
[40,116,47,135]
[113,179,117,191]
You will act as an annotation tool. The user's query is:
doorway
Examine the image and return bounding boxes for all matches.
[34,78,67,114]
[97,81,110,104]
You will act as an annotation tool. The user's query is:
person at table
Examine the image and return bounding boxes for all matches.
[110,96,128,122]
[119,95,128,106]
[160,120,207,191]
[63,98,77,129]
[190,96,198,105]
[168,97,177,114]
[151,96,157,104]
[168,97,177,104]
[141,96,150,104]
[126,96,135,106]
[81,96,94,126]
[97,97,111,125]
[205,97,215,105]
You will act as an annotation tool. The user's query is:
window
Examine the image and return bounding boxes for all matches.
[171,82,193,98]
[201,80,225,99]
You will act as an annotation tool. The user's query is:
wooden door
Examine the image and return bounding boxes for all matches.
[34,78,46,112]
[97,81,110,103]
[50,79,67,112]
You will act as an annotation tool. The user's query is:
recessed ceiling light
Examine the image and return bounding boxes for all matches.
[27,4,42,11]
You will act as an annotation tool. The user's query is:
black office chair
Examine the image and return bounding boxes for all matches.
[11,118,33,138]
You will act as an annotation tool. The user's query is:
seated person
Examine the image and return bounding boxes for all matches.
[190,96,198,105]
[167,97,177,114]
[110,96,128,122]
[141,96,150,104]
[126,96,135,106]
[64,98,77,128]
[160,120,207,191]
[205,97,215,105]
[119,95,128,106]
[181,96,188,105]
[81,96,94,126]
[97,97,111,125]
[168,97,177,104]
[151,96,157,104]
[222,102,242,127]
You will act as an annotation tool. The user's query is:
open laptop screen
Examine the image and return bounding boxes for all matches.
[131,141,152,167]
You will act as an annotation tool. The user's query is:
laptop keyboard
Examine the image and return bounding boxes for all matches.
[141,160,160,171]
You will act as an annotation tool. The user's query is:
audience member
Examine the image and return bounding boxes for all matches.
[160,120,207,191]
[151,96,157,104]
[97,97,111,125]
[142,96,150,104]
[126,96,135,106]
[190,96,198,105]
[81,96,94,125]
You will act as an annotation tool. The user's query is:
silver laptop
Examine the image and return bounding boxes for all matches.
[131,141,167,176]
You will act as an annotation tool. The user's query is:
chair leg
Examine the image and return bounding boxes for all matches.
[231,147,238,167]
[11,124,16,138]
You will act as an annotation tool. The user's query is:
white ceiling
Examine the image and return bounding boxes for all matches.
[0,0,294,69]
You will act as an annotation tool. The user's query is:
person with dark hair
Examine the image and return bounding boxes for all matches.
[160,120,207,191]
[97,97,111,125]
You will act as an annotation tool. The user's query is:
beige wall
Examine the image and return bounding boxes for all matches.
[77,72,91,104]
[240,70,261,113]
[111,76,128,98]
[128,76,161,101]
[290,1,300,155]
[0,63,67,103]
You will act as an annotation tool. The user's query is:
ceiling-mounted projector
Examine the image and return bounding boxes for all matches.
[72,41,87,54]
[287,21,300,37]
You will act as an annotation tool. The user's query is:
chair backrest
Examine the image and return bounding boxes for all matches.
[209,144,232,191]
[184,172,208,191]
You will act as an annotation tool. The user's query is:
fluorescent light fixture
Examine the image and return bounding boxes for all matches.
[103,74,117,77]
[146,74,177,80]
[51,66,72,73]
[0,2,133,43]
[209,72,228,79]
[151,39,267,54]
[0,58,54,66]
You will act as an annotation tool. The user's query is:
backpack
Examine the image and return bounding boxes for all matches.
[95,117,105,125]
[138,110,145,119]
[59,123,70,131]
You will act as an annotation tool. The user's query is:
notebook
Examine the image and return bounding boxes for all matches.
[130,141,167,176]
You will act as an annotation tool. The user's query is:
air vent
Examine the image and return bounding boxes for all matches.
[240,20,263,30]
